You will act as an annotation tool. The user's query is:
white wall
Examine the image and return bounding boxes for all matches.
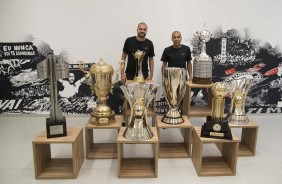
[1,0,282,89]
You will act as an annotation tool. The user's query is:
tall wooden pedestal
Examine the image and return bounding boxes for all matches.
[183,81,212,117]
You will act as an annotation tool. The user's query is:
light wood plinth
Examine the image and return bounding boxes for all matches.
[117,127,159,178]
[32,127,84,179]
[157,115,192,158]
[183,81,212,117]
[85,116,122,159]
[192,127,239,176]
[216,120,259,156]
[123,80,157,126]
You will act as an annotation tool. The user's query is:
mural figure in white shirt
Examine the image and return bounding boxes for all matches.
[59,72,84,98]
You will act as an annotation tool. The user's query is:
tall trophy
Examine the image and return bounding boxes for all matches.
[120,83,159,141]
[227,78,253,125]
[201,82,232,140]
[192,30,213,84]
[79,59,118,125]
[133,50,145,83]
[37,53,69,138]
[161,67,186,124]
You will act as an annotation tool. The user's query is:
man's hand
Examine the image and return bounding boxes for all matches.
[146,75,153,81]
[121,72,126,84]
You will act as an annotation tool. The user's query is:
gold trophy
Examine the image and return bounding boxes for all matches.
[227,78,253,125]
[79,59,118,125]
[133,50,145,83]
[201,82,232,139]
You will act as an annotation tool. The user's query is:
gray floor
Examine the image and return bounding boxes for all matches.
[0,114,281,184]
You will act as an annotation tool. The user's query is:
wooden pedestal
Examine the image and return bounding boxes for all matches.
[123,80,157,126]
[216,120,259,156]
[32,127,84,179]
[156,115,192,158]
[85,116,122,159]
[192,127,239,176]
[117,127,159,178]
[183,81,212,117]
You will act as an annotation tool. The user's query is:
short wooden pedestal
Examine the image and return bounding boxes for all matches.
[117,127,159,178]
[192,127,239,176]
[123,80,157,126]
[216,120,258,156]
[32,127,84,179]
[183,81,212,117]
[156,115,192,158]
[85,116,122,159]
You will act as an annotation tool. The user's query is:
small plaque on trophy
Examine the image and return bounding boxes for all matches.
[46,117,67,138]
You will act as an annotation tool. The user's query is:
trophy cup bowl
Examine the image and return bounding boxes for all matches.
[161,67,186,124]
[227,78,253,125]
[80,59,117,125]
[133,50,145,83]
[120,82,159,141]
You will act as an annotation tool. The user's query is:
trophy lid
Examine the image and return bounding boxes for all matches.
[90,59,114,74]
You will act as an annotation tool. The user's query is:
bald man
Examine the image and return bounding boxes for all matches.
[161,31,192,80]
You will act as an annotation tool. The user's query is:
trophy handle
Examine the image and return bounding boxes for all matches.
[78,60,93,92]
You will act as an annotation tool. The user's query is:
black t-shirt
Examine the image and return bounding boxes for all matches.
[123,36,155,73]
[161,45,192,68]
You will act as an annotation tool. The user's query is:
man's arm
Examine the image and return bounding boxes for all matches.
[120,52,127,83]
[147,57,154,80]
[162,62,167,75]
[187,60,192,81]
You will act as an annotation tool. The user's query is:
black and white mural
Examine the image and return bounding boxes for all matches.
[1,27,282,115]
[1,0,282,115]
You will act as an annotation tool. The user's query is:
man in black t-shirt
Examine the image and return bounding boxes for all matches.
[120,22,155,83]
[161,31,192,80]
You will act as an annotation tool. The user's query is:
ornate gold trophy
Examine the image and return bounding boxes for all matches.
[79,59,118,125]
[161,67,186,124]
[227,78,253,125]
[192,30,213,84]
[120,82,159,141]
[201,82,232,140]
[133,50,145,83]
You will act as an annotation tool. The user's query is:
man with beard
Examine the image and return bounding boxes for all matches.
[120,22,155,83]
[161,31,192,80]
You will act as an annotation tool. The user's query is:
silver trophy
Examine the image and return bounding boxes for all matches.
[192,30,213,84]
[120,82,159,141]
[227,78,253,125]
[37,53,69,138]
[161,67,186,124]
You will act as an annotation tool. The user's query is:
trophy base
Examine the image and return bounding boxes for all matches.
[200,116,232,140]
[161,114,184,125]
[46,117,67,139]
[192,77,212,84]
[123,126,154,141]
[90,111,116,126]
[134,76,145,83]
[228,114,249,125]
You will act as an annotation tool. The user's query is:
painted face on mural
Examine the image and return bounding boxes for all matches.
[69,73,75,84]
